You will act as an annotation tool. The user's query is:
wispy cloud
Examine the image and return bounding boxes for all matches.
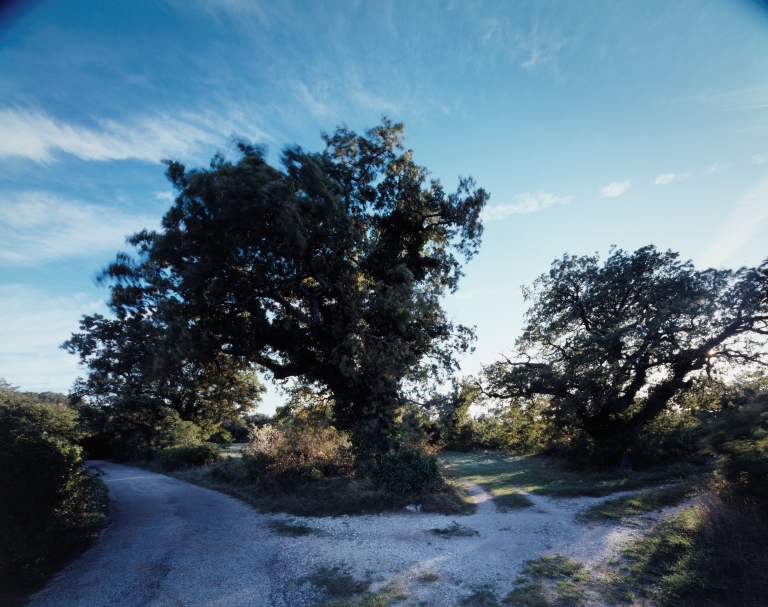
[482,190,572,222]
[754,154,766,164]
[699,175,768,267]
[0,191,156,265]
[477,6,575,74]
[0,108,269,164]
[654,172,691,185]
[0,285,107,392]
[705,162,733,174]
[601,180,631,197]
[695,84,768,112]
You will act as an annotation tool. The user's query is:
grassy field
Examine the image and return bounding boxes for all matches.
[440,451,707,498]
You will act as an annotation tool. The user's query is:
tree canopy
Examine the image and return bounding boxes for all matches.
[482,245,768,465]
[66,119,488,454]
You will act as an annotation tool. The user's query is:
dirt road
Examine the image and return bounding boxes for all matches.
[28,461,280,607]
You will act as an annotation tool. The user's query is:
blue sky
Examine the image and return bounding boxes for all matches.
[1,0,768,413]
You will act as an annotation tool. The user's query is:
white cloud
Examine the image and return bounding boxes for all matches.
[705,162,733,173]
[699,175,768,267]
[482,190,572,222]
[155,191,176,202]
[654,173,691,185]
[753,154,766,164]
[0,107,269,164]
[0,191,157,265]
[0,285,107,393]
[601,180,631,197]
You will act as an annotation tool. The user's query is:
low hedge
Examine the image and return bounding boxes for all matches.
[161,444,219,470]
[372,446,443,495]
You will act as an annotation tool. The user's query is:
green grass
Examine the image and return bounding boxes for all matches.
[430,521,479,537]
[504,556,590,607]
[308,566,407,607]
[601,495,768,606]
[460,584,501,606]
[305,566,370,602]
[440,451,705,498]
[485,483,535,511]
[578,482,698,523]
[602,508,706,606]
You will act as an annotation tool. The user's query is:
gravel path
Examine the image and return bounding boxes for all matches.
[28,461,283,607]
[28,462,684,606]
[274,483,655,606]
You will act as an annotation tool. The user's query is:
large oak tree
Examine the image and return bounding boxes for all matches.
[68,119,488,454]
[482,246,768,465]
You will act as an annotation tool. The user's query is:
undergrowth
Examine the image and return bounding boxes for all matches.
[605,493,768,606]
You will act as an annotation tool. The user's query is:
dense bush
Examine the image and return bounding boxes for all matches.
[703,394,768,509]
[371,446,442,495]
[161,443,219,470]
[238,425,354,486]
[0,385,106,587]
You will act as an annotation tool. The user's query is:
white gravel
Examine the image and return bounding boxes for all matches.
[28,462,685,606]
[274,483,683,606]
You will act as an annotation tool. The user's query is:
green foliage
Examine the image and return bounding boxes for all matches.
[85,119,487,456]
[482,246,768,466]
[702,391,768,509]
[161,443,219,470]
[461,396,555,454]
[0,382,107,589]
[63,307,265,460]
[629,407,704,467]
[372,446,442,495]
[0,385,83,442]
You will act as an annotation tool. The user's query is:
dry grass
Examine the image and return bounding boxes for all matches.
[168,458,473,517]
[429,521,479,537]
[577,482,699,523]
[606,491,768,606]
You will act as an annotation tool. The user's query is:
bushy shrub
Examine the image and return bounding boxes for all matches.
[161,443,219,470]
[0,432,105,582]
[703,394,768,510]
[371,446,443,495]
[239,425,354,486]
[629,408,704,467]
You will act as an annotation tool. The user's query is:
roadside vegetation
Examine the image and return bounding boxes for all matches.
[0,380,108,607]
